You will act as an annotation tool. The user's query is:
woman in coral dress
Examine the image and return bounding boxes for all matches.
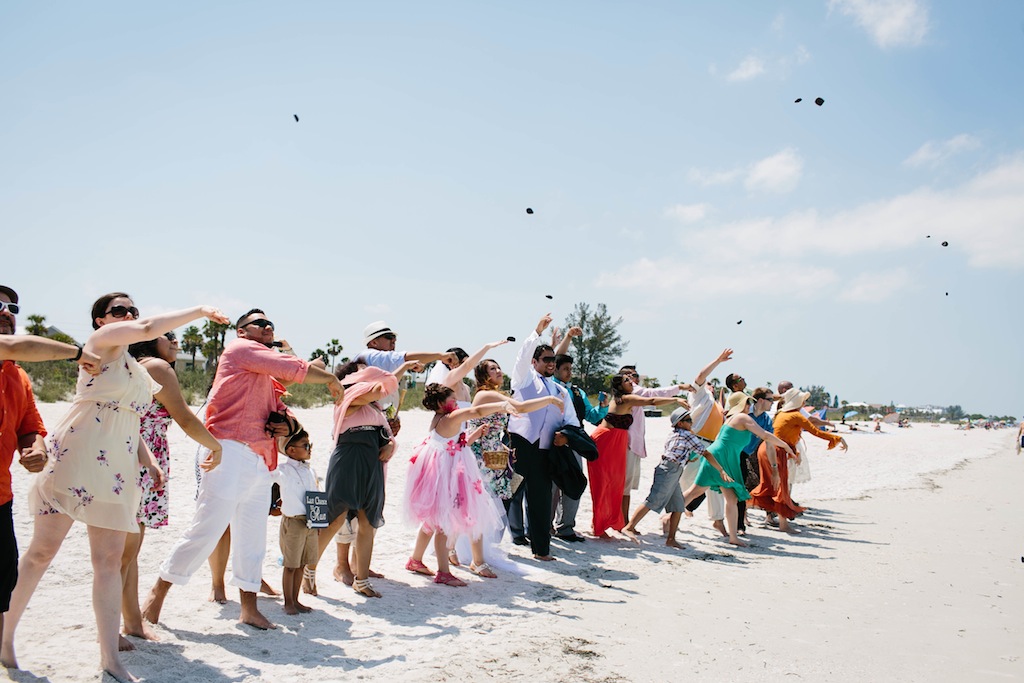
[1,292,227,682]
[589,372,688,538]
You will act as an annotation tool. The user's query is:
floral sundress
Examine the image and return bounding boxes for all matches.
[137,401,173,527]
[30,351,160,533]
[468,411,515,501]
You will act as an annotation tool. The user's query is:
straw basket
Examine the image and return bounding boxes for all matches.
[482,448,511,470]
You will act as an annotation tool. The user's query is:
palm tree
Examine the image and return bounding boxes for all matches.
[181,325,203,369]
[26,314,48,337]
[326,339,343,371]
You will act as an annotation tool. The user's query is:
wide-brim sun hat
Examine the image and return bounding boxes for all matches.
[725,392,755,417]
[779,387,811,413]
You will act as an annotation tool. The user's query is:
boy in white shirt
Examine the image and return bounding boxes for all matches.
[275,430,320,614]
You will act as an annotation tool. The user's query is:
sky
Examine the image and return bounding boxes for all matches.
[2,1,1021,416]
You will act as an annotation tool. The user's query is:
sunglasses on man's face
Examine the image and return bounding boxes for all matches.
[539,356,556,363]
[106,305,139,319]
[380,333,397,341]
[245,319,275,330]
[0,302,20,315]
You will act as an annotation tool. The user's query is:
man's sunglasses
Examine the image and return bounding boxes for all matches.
[106,305,139,319]
[379,333,397,341]
[0,302,20,315]
[245,319,275,330]
[539,356,556,363]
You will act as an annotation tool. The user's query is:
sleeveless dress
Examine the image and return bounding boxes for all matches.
[137,401,173,528]
[587,412,634,535]
[468,412,515,501]
[404,429,504,544]
[695,424,751,502]
[30,351,160,533]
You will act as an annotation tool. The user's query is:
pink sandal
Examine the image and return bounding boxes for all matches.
[405,557,435,576]
[433,571,467,587]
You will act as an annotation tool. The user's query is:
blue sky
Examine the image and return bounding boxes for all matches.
[2,1,1021,416]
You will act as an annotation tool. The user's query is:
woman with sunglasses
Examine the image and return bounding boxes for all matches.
[1,292,228,682]
[589,372,688,539]
[116,332,222,649]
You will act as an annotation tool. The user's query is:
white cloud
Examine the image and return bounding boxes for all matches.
[904,134,981,168]
[664,203,712,223]
[689,148,804,194]
[830,0,930,48]
[838,269,913,302]
[727,56,766,82]
[744,148,804,193]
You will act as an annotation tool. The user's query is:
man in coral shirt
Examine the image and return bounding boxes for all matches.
[144,308,343,631]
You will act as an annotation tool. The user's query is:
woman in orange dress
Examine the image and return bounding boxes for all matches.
[588,373,687,538]
[750,387,847,532]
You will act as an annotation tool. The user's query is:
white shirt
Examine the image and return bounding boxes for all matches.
[273,457,320,517]
[507,330,578,448]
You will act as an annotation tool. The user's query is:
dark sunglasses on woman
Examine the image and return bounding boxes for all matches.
[105,305,140,319]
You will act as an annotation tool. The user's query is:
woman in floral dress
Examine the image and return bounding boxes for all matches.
[1,292,227,682]
[117,332,222,649]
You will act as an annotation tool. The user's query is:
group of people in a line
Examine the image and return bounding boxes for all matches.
[0,285,846,682]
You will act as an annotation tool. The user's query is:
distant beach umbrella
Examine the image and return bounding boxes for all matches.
[843,410,858,419]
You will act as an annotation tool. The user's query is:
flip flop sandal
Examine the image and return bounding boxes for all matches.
[469,562,497,579]
[353,578,381,598]
[302,567,318,596]
[433,571,467,587]
[405,557,435,576]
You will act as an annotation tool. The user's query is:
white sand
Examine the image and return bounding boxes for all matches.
[5,405,1022,682]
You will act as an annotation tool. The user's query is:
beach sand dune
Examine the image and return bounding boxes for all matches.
[5,405,1021,682]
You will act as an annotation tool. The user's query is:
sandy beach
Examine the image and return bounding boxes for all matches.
[4,404,1022,683]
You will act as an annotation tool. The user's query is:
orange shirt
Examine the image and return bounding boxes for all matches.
[773,410,842,450]
[205,339,309,471]
[1,361,47,505]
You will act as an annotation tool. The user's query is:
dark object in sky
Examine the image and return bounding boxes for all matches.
[737,320,742,325]
[814,97,824,106]
[506,336,516,342]
[293,114,299,122]
[794,98,802,103]
[942,241,949,247]
[945,292,949,296]
[545,294,553,299]
[526,208,534,214]
[926,235,931,238]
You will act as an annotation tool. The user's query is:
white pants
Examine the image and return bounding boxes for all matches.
[159,440,271,593]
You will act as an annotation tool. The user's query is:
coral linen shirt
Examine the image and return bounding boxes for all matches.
[1,361,47,505]
[204,339,309,471]
[773,410,843,451]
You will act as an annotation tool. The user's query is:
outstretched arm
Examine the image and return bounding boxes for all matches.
[511,314,552,390]
[694,348,733,387]
[0,335,101,375]
[617,394,688,409]
[89,306,229,353]
[444,340,510,390]
[553,326,581,356]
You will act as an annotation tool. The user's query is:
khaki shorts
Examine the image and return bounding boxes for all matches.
[624,450,642,493]
[279,515,317,568]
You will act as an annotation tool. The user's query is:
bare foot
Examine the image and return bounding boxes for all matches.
[533,554,555,561]
[296,602,313,613]
[738,528,747,536]
[727,536,749,547]
[123,621,160,642]
[208,586,227,604]
[333,565,355,586]
[283,604,300,616]
[780,523,801,535]
[142,583,169,624]
[665,538,685,549]
[102,662,140,682]
[118,635,136,652]
[712,520,727,536]
[368,568,385,579]
[259,580,279,597]
[0,642,17,669]
[683,510,693,518]
[594,531,611,539]
[239,611,276,630]
[620,529,640,544]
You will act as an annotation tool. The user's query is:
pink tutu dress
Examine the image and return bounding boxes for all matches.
[404,430,503,544]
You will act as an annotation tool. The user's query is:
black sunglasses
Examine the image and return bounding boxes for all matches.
[379,333,397,340]
[244,318,275,330]
[539,356,556,363]
[0,302,20,315]
[106,305,139,319]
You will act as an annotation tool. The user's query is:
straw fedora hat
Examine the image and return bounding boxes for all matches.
[725,391,755,417]
[779,387,811,413]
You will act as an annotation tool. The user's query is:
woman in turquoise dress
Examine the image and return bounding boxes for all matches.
[683,392,794,547]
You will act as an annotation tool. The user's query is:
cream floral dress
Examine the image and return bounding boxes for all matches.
[30,351,160,533]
